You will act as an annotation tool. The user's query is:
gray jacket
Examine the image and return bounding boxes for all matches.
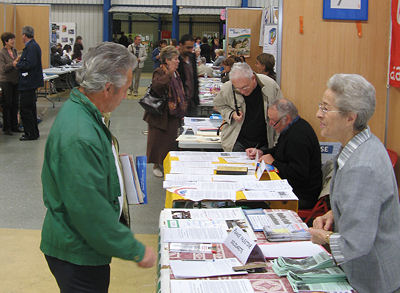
[330,132,400,293]
[213,73,282,152]
[128,43,147,69]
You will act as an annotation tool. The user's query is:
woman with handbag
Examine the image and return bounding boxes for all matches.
[143,46,187,177]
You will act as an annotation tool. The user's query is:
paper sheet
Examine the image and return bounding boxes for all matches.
[260,241,325,258]
[185,190,237,201]
[170,258,246,278]
[242,179,292,190]
[170,279,254,293]
[243,190,298,200]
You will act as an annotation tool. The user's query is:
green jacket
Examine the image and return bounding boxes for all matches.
[40,88,145,266]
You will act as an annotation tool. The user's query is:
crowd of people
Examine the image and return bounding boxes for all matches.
[1,28,399,292]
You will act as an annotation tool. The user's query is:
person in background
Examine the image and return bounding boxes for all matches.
[211,38,221,61]
[15,26,43,141]
[62,44,72,61]
[214,62,282,152]
[152,39,167,69]
[50,46,70,67]
[194,37,201,49]
[220,57,235,83]
[144,46,187,178]
[247,98,322,209]
[177,34,199,116]
[128,35,147,96]
[41,42,156,293]
[194,47,201,64]
[255,53,276,81]
[118,32,129,47]
[200,37,211,63]
[56,43,63,55]
[0,32,20,135]
[213,49,226,67]
[170,39,178,48]
[197,57,213,77]
[309,74,400,293]
[72,36,83,62]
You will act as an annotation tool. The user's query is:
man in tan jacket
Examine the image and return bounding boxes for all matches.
[214,62,282,152]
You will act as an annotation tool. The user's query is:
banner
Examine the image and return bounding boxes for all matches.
[389,0,400,87]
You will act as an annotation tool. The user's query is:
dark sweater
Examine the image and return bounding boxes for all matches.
[262,117,322,209]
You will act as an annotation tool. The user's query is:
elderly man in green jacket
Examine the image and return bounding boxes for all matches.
[40,42,156,293]
[214,62,282,152]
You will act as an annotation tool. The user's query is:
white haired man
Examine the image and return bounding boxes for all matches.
[40,42,156,293]
[214,62,282,152]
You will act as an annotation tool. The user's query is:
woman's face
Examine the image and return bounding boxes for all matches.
[316,89,351,143]
[5,38,15,48]
[166,55,180,72]
[255,60,265,73]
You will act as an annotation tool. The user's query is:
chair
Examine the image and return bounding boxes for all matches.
[298,160,333,225]
[387,148,398,168]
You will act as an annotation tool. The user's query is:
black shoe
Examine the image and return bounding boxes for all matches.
[4,130,13,135]
[20,135,38,141]
[12,128,24,133]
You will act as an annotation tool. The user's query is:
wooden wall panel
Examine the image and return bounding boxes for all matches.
[15,5,50,68]
[5,4,15,33]
[226,8,263,70]
[0,4,4,33]
[280,1,390,142]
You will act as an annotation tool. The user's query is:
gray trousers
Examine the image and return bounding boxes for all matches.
[131,67,142,93]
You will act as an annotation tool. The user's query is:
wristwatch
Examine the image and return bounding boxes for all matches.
[325,231,333,244]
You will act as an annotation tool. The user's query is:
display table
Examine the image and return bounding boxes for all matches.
[163,152,298,212]
[157,208,295,293]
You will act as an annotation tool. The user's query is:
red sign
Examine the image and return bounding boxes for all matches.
[390,0,400,87]
[161,31,171,39]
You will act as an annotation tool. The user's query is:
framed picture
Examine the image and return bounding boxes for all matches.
[323,0,368,21]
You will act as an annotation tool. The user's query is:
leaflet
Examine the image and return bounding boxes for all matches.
[242,179,292,190]
[184,190,237,202]
[212,175,257,182]
[196,182,244,191]
[165,174,213,182]
[259,241,325,258]
[170,258,246,278]
[170,279,254,293]
[243,189,298,201]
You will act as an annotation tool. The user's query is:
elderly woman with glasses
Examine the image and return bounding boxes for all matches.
[309,74,400,293]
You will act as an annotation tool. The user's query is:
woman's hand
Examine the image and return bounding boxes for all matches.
[313,210,334,230]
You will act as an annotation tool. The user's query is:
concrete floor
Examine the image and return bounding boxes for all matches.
[0,73,165,292]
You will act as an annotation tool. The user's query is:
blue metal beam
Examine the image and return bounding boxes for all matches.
[172,0,179,40]
[103,0,111,41]
[241,0,248,7]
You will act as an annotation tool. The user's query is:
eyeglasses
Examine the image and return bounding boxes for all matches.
[268,115,285,127]
[318,103,342,114]
[233,84,251,92]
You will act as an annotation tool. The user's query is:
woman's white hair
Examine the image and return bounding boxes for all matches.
[75,42,135,93]
[327,74,376,131]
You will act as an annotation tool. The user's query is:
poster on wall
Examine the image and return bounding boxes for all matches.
[259,5,279,46]
[51,22,76,48]
[390,0,400,87]
[228,28,251,57]
[262,24,278,68]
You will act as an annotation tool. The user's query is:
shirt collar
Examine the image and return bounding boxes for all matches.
[337,127,371,170]
[281,115,299,134]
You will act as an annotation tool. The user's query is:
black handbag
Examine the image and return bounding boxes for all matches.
[138,85,167,115]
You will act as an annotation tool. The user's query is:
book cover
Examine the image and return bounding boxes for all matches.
[136,156,148,204]
[119,155,139,205]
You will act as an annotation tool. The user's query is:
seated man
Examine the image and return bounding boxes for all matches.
[247,98,322,209]
[214,62,282,152]
[197,57,213,77]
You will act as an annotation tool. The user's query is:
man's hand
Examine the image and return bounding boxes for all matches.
[137,246,156,268]
[260,154,275,165]
[312,210,334,230]
[232,111,243,122]
[246,148,263,160]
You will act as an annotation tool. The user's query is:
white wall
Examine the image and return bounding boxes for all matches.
[51,4,103,53]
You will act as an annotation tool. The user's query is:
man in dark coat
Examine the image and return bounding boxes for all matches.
[177,34,199,116]
[15,26,43,141]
